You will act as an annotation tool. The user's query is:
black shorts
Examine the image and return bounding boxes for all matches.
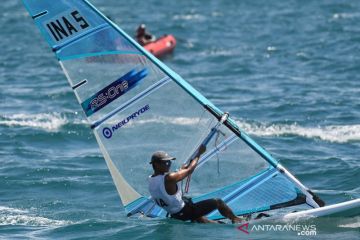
[170,199,218,221]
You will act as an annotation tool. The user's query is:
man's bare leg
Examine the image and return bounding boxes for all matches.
[215,199,243,223]
[194,216,219,223]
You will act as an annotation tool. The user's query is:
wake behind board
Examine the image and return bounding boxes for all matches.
[246,198,360,224]
[282,198,360,220]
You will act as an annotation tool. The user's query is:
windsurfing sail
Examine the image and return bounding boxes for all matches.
[22,0,324,220]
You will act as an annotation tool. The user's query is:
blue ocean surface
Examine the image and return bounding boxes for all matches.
[0,0,359,239]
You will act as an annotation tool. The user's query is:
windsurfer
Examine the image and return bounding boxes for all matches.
[135,24,156,46]
[148,145,243,223]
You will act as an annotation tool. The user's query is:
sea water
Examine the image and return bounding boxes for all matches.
[0,0,359,239]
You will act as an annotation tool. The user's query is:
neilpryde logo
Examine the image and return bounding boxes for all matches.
[102,104,150,139]
[102,127,112,139]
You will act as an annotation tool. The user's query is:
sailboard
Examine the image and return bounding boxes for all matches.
[21,0,358,221]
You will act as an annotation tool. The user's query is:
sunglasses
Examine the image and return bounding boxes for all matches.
[162,160,172,166]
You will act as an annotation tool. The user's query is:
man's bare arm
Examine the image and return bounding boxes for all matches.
[166,145,206,183]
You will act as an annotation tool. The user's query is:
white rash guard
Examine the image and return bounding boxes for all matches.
[148,174,185,214]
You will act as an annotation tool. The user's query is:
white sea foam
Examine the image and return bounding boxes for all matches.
[173,14,206,21]
[338,217,360,228]
[235,120,360,143]
[333,12,360,19]
[2,112,358,143]
[136,116,203,126]
[338,222,360,228]
[0,113,87,132]
[113,115,360,143]
[0,113,67,131]
[267,46,277,52]
[104,115,204,127]
[0,206,72,227]
[201,48,234,57]
[119,115,360,143]
[184,40,195,49]
[0,206,28,214]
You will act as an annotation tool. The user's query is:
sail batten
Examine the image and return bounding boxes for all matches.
[60,50,142,61]
[32,10,48,19]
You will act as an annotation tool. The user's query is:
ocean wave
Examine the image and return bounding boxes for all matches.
[338,217,360,228]
[109,116,360,143]
[0,206,72,226]
[201,48,235,57]
[332,12,360,19]
[139,117,360,143]
[1,112,358,143]
[173,13,206,21]
[0,113,86,132]
[313,189,360,196]
[0,113,67,131]
[136,116,204,126]
[235,121,360,143]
